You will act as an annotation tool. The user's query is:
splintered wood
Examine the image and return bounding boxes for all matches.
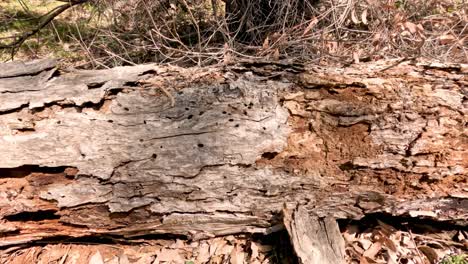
[284,206,346,264]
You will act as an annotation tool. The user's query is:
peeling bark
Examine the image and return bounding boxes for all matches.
[0,59,466,249]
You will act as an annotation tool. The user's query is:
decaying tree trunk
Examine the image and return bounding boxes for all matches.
[0,59,466,261]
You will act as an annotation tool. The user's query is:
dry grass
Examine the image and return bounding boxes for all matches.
[0,0,466,68]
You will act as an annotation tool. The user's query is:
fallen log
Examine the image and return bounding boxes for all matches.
[0,59,466,261]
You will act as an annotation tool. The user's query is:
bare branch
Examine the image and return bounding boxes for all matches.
[0,0,90,53]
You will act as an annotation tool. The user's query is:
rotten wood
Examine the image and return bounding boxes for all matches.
[0,59,466,249]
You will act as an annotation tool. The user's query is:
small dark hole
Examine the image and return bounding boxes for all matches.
[187,114,193,119]
[228,119,234,122]
[56,120,61,124]
[222,111,227,114]
[139,139,144,142]
[152,154,157,159]
[81,153,86,158]
[138,69,156,76]
[16,128,35,132]
[108,120,114,123]
[18,118,22,121]
[243,110,248,115]
[199,111,204,115]
[197,143,204,148]
[339,162,355,171]
[160,146,163,149]
[185,107,190,111]
[263,127,266,130]
[261,152,278,160]
[124,107,129,111]
[178,91,184,95]
[235,124,240,128]
[143,120,147,124]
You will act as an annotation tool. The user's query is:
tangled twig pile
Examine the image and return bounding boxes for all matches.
[0,0,466,68]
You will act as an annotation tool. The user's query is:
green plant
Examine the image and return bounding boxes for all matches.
[440,254,468,264]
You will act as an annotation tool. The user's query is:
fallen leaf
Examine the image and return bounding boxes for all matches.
[359,238,373,250]
[302,17,318,36]
[416,23,425,38]
[351,242,365,255]
[353,51,360,64]
[119,254,130,264]
[377,220,397,235]
[376,231,397,252]
[273,49,280,61]
[417,246,438,264]
[363,242,382,259]
[58,245,71,264]
[256,244,273,253]
[230,245,245,264]
[404,22,418,34]
[402,234,417,249]
[196,242,210,263]
[217,244,234,256]
[387,249,399,264]
[361,9,368,25]
[107,256,119,264]
[88,251,104,264]
[170,239,186,249]
[383,237,398,252]
[210,238,226,256]
[351,9,360,24]
[250,242,259,261]
[223,43,232,65]
[439,34,456,45]
[262,37,270,50]
[210,255,224,263]
[359,256,370,264]
[153,248,184,263]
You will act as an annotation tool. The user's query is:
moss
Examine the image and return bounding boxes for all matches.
[440,254,468,264]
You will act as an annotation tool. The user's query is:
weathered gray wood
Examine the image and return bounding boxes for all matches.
[0,58,56,78]
[0,59,466,248]
[284,206,345,264]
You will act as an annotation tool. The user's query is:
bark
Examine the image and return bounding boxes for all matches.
[0,59,466,251]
